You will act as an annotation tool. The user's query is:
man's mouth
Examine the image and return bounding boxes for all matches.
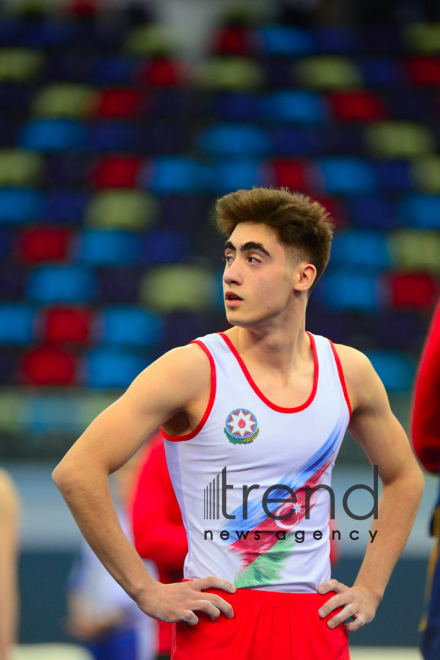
[225,291,243,301]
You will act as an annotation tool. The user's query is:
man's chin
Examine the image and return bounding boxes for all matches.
[225,311,252,328]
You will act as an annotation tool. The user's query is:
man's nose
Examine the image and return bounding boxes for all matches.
[223,259,243,285]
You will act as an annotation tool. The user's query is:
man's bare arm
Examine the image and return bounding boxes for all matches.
[0,469,20,660]
[52,344,236,626]
[317,345,425,631]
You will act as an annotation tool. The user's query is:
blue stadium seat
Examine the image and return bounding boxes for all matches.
[259,90,327,125]
[145,156,208,194]
[26,265,97,303]
[358,57,407,86]
[142,228,192,264]
[196,123,271,157]
[314,157,378,195]
[0,188,44,224]
[209,158,268,194]
[99,306,165,347]
[316,270,383,311]
[365,350,416,392]
[0,303,35,344]
[20,18,77,49]
[76,229,143,265]
[89,121,140,152]
[375,160,412,192]
[348,197,395,229]
[85,348,150,388]
[269,127,321,155]
[258,26,316,56]
[19,118,89,152]
[331,230,393,269]
[88,55,136,85]
[396,194,440,229]
[209,92,260,120]
[45,191,88,225]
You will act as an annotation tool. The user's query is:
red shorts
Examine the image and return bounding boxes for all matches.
[171,581,350,660]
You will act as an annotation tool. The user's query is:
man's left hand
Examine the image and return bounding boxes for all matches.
[317,579,378,632]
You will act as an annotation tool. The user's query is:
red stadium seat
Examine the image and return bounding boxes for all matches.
[387,272,439,308]
[137,58,187,87]
[312,196,347,230]
[42,307,95,344]
[271,160,308,190]
[90,156,143,188]
[211,27,257,56]
[18,228,73,263]
[65,0,97,16]
[19,346,78,385]
[92,88,147,118]
[328,91,386,122]
[406,57,440,86]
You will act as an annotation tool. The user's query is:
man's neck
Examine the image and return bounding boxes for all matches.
[224,319,310,383]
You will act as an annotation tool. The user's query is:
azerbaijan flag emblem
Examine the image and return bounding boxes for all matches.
[224,408,259,445]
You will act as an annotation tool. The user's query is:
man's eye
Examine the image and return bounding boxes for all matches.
[223,255,233,263]
[249,257,260,263]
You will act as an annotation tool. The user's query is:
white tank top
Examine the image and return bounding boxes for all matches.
[160,330,352,593]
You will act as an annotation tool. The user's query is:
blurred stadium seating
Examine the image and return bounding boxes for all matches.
[0,1,437,466]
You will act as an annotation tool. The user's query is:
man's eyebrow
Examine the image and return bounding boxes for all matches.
[223,240,272,258]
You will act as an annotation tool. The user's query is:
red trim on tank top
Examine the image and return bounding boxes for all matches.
[218,330,319,414]
[159,340,216,442]
[328,339,352,421]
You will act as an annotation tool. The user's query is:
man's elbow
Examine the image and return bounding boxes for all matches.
[52,456,83,494]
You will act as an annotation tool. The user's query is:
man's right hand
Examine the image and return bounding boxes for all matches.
[137,576,236,625]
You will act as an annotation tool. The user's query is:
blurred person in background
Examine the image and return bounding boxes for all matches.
[66,454,159,660]
[0,469,20,660]
[411,299,440,660]
[130,432,187,660]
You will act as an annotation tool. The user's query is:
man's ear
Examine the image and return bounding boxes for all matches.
[294,263,317,294]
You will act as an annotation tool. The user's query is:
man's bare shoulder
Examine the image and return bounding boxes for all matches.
[331,343,382,415]
[131,341,212,410]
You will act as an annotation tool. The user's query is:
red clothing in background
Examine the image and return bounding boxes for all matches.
[412,300,440,474]
[129,433,187,656]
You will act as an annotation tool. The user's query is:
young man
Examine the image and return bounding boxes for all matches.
[53,188,425,660]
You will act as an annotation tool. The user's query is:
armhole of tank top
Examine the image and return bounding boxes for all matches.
[328,339,353,422]
[159,339,216,442]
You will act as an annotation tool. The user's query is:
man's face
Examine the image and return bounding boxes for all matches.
[222,222,303,328]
